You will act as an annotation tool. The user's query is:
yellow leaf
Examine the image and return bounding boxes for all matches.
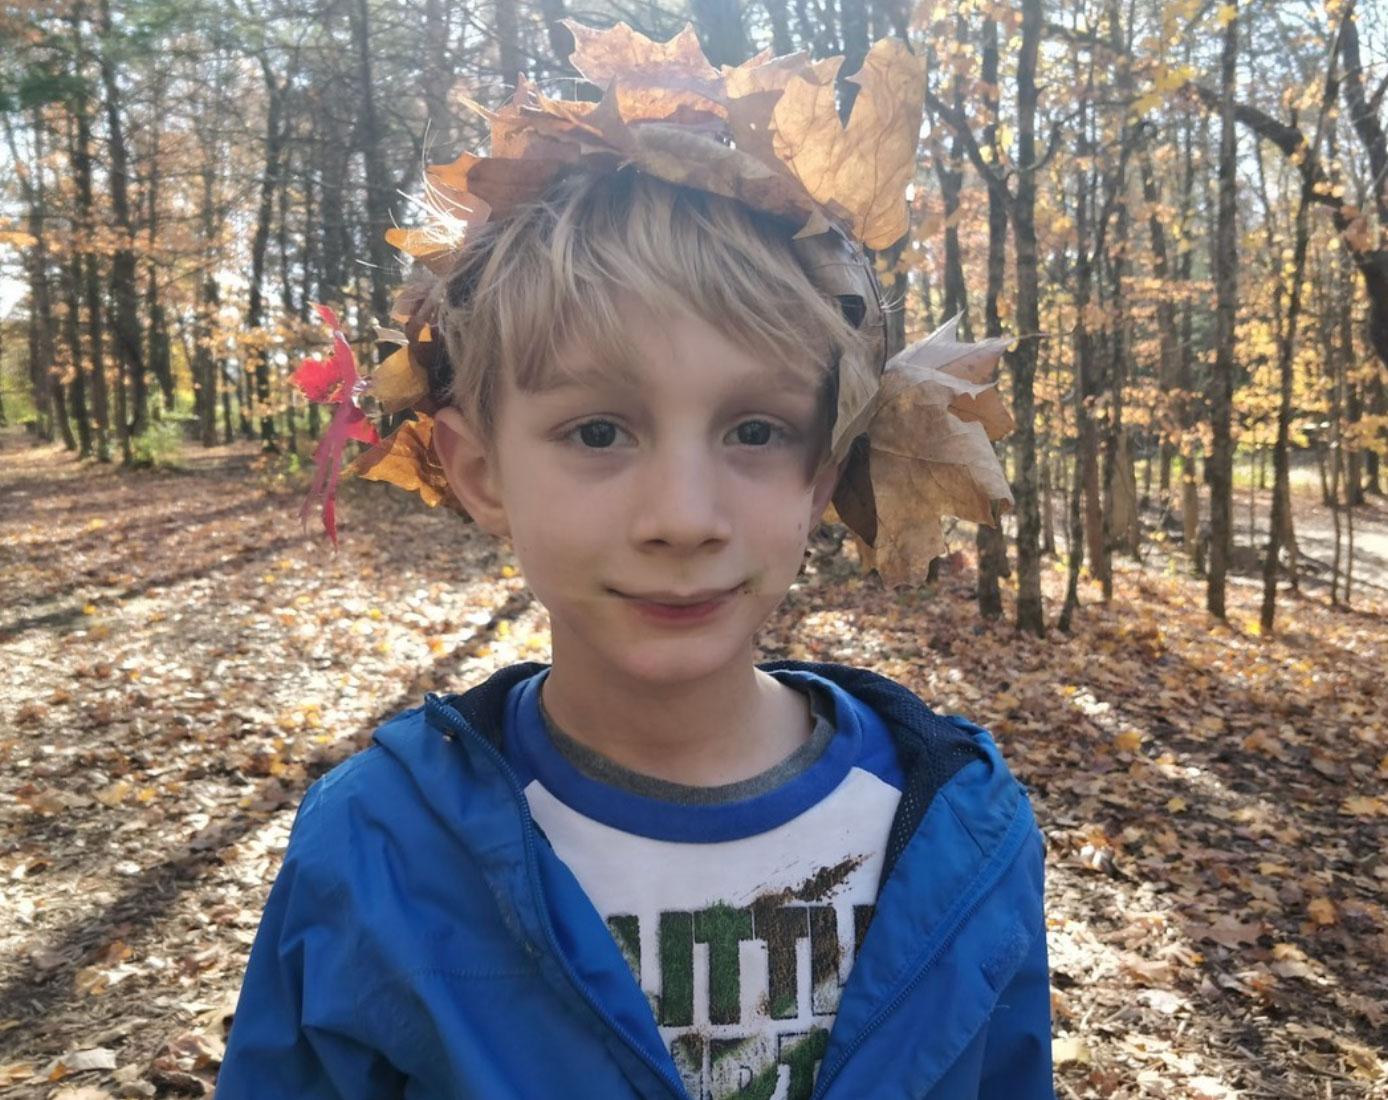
[1131,91,1163,116]
[94,782,130,808]
[348,414,466,515]
[1307,897,1337,926]
[1114,729,1144,752]
[1340,795,1388,818]
[1216,3,1237,27]
[1052,1035,1090,1064]
[370,346,429,415]
[72,966,107,996]
[1166,796,1189,813]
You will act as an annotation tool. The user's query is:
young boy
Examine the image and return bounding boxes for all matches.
[218,27,1053,1100]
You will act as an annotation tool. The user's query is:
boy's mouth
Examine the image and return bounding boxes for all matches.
[618,586,741,606]
[608,584,744,622]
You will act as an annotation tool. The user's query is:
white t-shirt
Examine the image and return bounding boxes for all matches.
[503,670,905,1100]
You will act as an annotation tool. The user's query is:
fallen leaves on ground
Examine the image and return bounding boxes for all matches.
[1,434,1386,1099]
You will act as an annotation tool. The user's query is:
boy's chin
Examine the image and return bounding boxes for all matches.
[567,635,763,692]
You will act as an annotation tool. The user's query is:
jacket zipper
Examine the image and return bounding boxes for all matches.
[809,801,1033,1099]
[425,697,691,1100]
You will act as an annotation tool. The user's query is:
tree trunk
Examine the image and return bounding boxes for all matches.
[424,0,454,153]
[976,14,1008,620]
[248,56,287,451]
[1100,0,1139,585]
[141,71,173,413]
[349,0,397,324]
[1207,0,1239,618]
[1260,16,1346,631]
[63,253,92,457]
[1179,120,1200,565]
[1010,0,1045,636]
[194,158,222,447]
[765,0,794,55]
[97,0,146,451]
[493,0,523,86]
[690,0,751,68]
[68,34,111,463]
[536,0,575,82]
[1141,140,1179,506]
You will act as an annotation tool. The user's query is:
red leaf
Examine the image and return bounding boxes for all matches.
[347,416,380,445]
[297,304,377,546]
[290,357,342,404]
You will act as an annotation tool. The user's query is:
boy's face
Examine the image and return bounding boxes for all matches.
[437,297,839,691]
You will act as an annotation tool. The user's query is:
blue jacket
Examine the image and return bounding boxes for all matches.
[218,662,1054,1098]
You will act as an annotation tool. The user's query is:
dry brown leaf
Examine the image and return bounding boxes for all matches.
[348,415,467,516]
[370,347,429,415]
[1189,917,1264,948]
[395,23,921,258]
[769,37,925,247]
[566,21,720,91]
[427,153,557,218]
[725,52,841,166]
[857,317,1014,585]
[44,1047,117,1080]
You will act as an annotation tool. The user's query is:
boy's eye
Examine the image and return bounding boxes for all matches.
[573,420,621,449]
[730,420,778,446]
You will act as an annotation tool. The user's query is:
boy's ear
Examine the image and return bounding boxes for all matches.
[432,407,511,538]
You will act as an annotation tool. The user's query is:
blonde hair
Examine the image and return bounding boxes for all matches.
[433,168,869,466]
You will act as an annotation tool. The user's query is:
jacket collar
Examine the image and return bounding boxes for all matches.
[430,660,987,885]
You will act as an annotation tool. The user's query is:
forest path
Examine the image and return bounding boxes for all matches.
[1,433,1386,1099]
[1241,489,1388,594]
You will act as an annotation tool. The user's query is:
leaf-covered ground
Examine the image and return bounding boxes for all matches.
[1,433,1386,1099]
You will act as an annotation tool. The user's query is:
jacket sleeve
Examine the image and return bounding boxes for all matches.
[976,870,1056,1099]
[216,783,406,1098]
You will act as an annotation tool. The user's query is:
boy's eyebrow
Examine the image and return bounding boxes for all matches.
[534,362,823,400]
[529,360,641,393]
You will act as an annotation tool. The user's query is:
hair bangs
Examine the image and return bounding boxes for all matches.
[440,168,869,453]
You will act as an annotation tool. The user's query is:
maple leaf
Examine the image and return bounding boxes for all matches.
[849,316,1015,586]
[564,20,724,126]
[291,305,381,547]
[769,37,926,248]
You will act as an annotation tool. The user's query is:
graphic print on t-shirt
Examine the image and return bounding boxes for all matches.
[504,671,905,1100]
[601,860,880,1100]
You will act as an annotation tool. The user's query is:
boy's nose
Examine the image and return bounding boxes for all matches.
[629,445,733,551]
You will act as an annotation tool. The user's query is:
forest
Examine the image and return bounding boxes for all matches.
[1,0,1386,1097]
